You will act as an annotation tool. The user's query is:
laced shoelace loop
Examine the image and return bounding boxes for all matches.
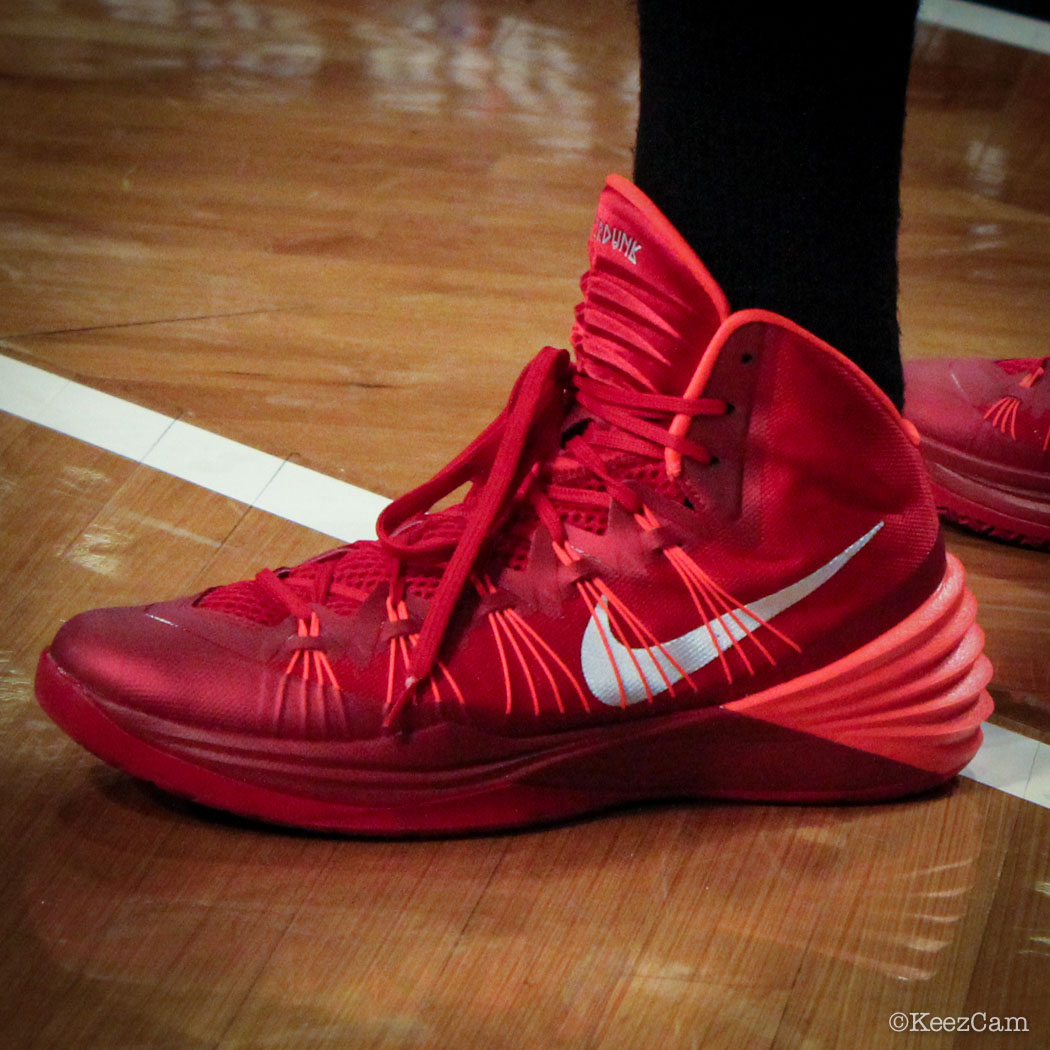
[374,351,727,725]
[377,346,571,715]
[1020,356,1048,389]
[573,373,725,464]
[255,344,728,726]
[254,551,341,638]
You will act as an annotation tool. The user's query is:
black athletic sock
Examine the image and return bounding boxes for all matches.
[634,0,919,409]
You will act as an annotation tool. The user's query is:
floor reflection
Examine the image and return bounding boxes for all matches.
[638,789,987,986]
[24,776,989,1000]
[3,0,639,148]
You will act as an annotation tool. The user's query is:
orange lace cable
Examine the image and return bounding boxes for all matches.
[636,505,800,680]
[984,396,1021,439]
[375,349,724,722]
[1020,357,1047,388]
[261,346,726,725]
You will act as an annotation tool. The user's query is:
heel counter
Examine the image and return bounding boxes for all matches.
[740,308,943,558]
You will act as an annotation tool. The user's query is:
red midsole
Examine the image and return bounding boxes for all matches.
[35,554,992,833]
[920,438,1050,544]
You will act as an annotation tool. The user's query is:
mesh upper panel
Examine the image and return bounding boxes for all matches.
[195,453,687,624]
[196,579,288,626]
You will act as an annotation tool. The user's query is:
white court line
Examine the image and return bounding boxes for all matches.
[919,0,1050,55]
[0,354,389,540]
[961,723,1050,806]
[1,351,1047,808]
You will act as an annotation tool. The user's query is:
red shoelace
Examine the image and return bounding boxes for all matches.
[257,345,727,719]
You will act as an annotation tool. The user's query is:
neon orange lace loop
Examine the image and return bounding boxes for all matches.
[369,347,727,725]
[256,568,314,622]
[260,345,726,724]
[378,347,571,718]
[1020,356,1048,389]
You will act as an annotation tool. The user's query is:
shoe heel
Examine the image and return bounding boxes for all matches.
[720,552,993,799]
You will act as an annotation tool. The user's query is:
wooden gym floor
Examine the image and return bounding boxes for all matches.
[1,1,1049,1047]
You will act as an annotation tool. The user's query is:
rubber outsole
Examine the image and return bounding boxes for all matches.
[919,444,1050,551]
[934,492,1050,552]
[35,555,993,835]
[937,503,1050,552]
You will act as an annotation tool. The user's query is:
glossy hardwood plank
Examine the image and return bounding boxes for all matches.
[0,431,246,924]
[956,778,1050,1048]
[770,783,1020,1049]
[3,303,565,498]
[212,836,513,1050]
[0,1,630,338]
[398,814,687,1050]
[0,432,363,1050]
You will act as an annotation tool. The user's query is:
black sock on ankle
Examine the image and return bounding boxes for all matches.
[634,0,919,409]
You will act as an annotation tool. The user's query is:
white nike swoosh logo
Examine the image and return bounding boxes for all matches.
[580,522,884,706]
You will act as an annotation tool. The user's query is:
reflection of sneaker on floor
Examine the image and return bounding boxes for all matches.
[35,176,993,834]
[905,356,1050,550]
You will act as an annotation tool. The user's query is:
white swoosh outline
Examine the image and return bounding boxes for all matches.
[580,522,884,706]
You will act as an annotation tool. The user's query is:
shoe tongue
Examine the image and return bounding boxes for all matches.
[574,175,730,396]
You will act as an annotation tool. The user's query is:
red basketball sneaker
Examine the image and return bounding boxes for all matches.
[36,176,993,834]
[904,356,1050,549]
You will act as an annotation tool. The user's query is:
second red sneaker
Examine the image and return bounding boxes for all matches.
[904,356,1050,549]
[35,176,993,833]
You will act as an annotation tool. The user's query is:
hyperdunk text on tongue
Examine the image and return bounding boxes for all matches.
[576,175,730,396]
[590,219,643,264]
